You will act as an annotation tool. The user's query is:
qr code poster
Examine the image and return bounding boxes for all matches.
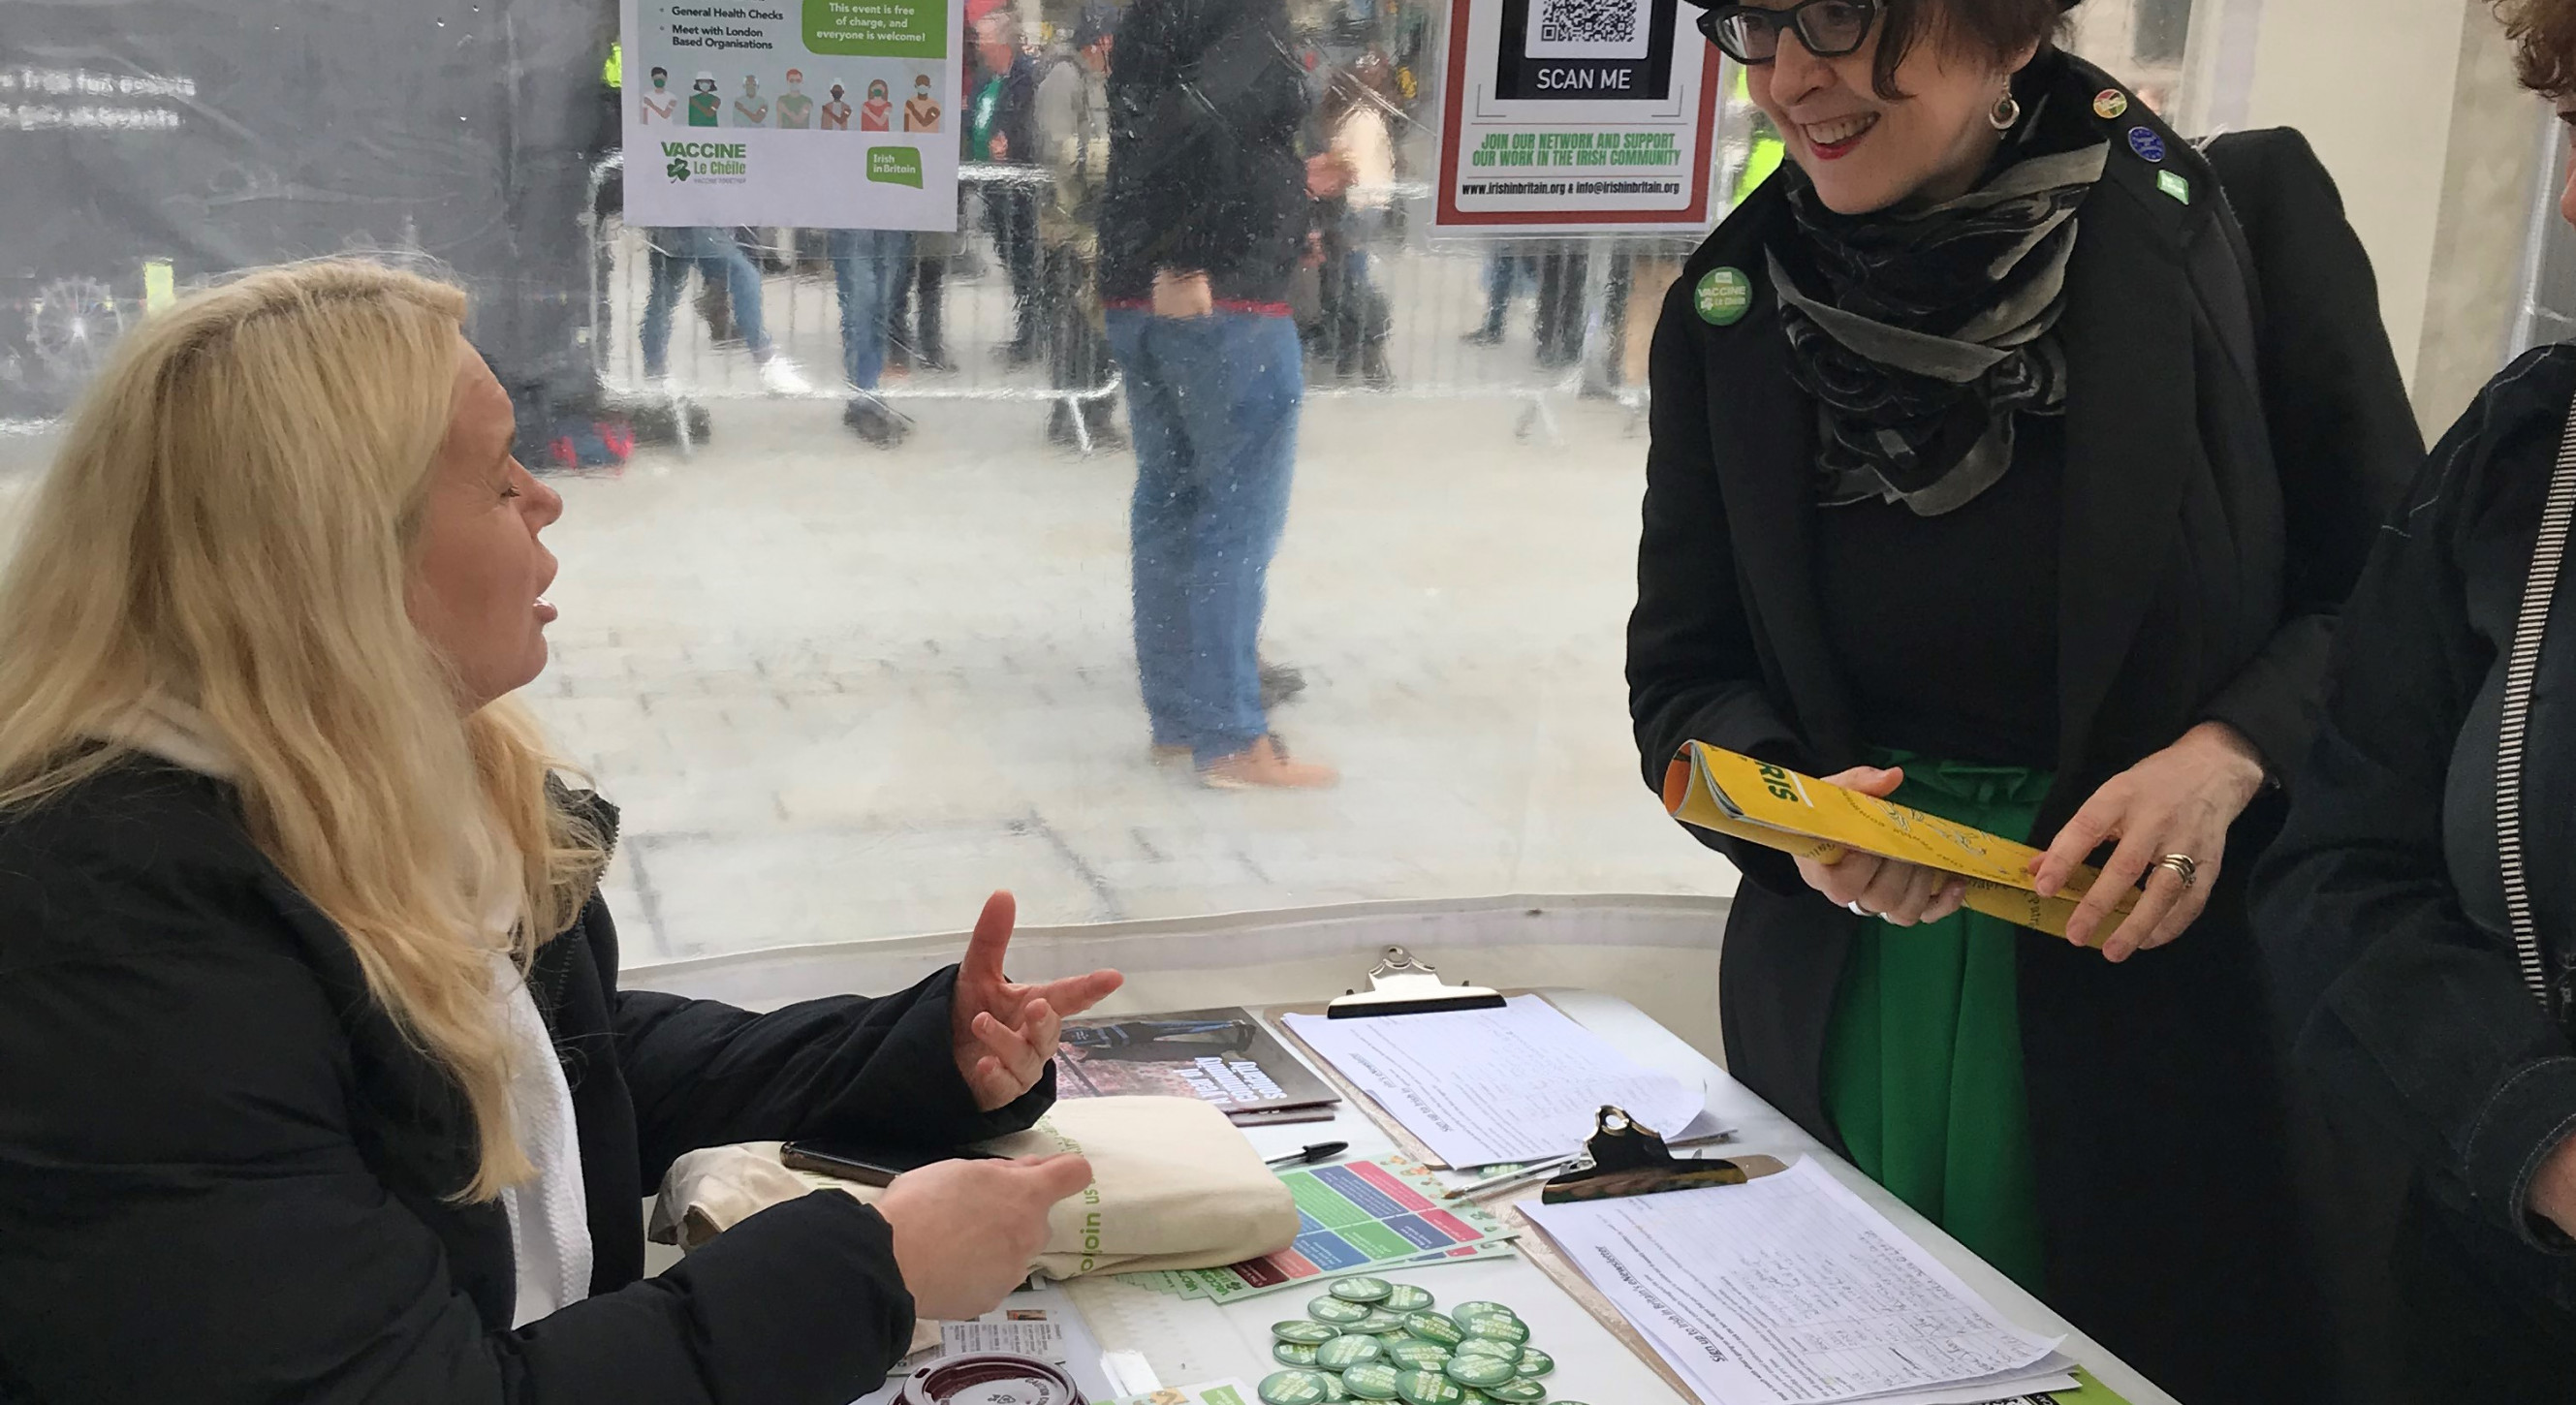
[1494,0,1673,99]
[1431,0,1721,232]
[1524,0,1650,60]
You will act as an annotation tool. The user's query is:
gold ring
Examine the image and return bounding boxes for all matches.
[2152,854,2199,890]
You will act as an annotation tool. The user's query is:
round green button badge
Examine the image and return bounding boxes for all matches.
[1341,1362,1402,1400]
[1453,1339,1516,1360]
[1464,1316,1528,1347]
[1318,1334,1386,1371]
[1395,1369,1466,1405]
[1695,266,1754,326]
[1260,1369,1334,1405]
[1516,1347,1555,1378]
[1382,1284,1436,1312]
[1446,1354,1517,1389]
[1333,1276,1396,1303]
[1386,1339,1453,1372]
[1482,1383,1547,1404]
[1309,1296,1370,1326]
[1275,1320,1338,1346]
[1404,1311,1465,1348]
[1275,1341,1322,1368]
[1355,1309,1409,1335]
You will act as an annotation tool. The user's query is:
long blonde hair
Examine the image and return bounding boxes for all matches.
[0,260,604,1200]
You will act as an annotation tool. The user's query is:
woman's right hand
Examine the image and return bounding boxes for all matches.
[1791,765,1968,927]
[876,1153,1095,1320]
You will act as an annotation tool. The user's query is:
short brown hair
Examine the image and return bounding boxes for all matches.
[2497,0,2576,98]
[1871,0,2072,100]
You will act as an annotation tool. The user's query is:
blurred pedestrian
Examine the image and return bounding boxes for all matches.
[641,227,809,395]
[831,229,916,446]
[1101,0,1337,789]
[1036,5,1124,448]
[1320,53,1397,388]
[972,12,1046,365]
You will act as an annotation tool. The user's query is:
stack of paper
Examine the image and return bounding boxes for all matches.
[1522,1160,2080,1405]
[1281,996,1707,1168]
[1115,1154,1518,1302]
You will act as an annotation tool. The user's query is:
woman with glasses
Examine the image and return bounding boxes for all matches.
[1627,1,2419,1399]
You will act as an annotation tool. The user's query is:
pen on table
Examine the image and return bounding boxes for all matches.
[1265,1140,1349,1168]
[1442,1155,1577,1201]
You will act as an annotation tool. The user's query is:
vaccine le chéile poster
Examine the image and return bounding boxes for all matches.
[1431,0,1722,234]
[621,0,963,230]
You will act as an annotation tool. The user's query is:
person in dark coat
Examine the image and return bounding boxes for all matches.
[2254,4,2576,1398]
[1096,0,1339,789]
[0,260,1122,1404]
[973,10,1048,362]
[1625,2,2420,1400]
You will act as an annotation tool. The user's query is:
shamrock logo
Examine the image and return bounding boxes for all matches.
[666,155,691,181]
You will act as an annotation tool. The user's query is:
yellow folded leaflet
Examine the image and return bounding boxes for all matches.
[1661,741,2138,946]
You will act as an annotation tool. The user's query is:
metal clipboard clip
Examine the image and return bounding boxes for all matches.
[1540,1106,1785,1203]
[1325,946,1506,1018]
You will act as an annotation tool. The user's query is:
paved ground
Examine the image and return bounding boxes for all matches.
[0,257,1735,960]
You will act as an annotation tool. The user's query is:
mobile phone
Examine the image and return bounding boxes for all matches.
[777,1139,999,1187]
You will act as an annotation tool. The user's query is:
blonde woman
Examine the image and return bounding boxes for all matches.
[0,261,1121,1403]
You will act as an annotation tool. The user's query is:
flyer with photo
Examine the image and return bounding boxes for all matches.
[1052,1008,1340,1121]
[620,0,961,229]
[1431,0,1722,233]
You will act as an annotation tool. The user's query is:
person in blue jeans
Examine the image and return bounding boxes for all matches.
[829,229,916,446]
[640,226,809,394]
[1097,0,1335,789]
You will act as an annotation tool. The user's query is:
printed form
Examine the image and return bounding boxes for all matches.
[1281,996,1705,1167]
[1521,1161,2075,1405]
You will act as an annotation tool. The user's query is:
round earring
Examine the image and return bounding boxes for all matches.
[1989,91,2023,131]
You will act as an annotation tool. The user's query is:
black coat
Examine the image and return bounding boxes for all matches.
[2256,345,2576,1389]
[1626,60,2420,1405]
[1098,0,1309,306]
[0,761,1051,1404]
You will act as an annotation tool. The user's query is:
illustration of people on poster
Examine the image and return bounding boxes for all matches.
[1432,0,1722,234]
[621,0,963,230]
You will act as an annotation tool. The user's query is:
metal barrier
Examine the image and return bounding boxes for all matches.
[582,153,1124,453]
[581,151,1697,454]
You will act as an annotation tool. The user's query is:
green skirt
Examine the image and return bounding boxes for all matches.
[1820,751,2050,1296]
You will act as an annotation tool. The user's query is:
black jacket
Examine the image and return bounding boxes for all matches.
[1097,0,1309,306]
[0,761,1051,1404]
[2257,345,2576,1327]
[972,49,1043,168]
[1626,55,2420,1405]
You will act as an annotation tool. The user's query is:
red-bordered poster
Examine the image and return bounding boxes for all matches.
[1431,0,1723,234]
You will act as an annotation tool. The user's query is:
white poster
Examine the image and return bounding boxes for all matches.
[620,0,962,230]
[1431,0,1721,234]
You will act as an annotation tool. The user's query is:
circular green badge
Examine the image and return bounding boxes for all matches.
[1464,1316,1528,1347]
[1260,1369,1334,1405]
[1386,1340,1453,1372]
[1382,1284,1435,1312]
[1453,1339,1516,1360]
[1318,1334,1386,1371]
[1515,1348,1555,1379]
[1355,1310,1410,1335]
[1309,1296,1371,1326]
[1446,1355,1517,1389]
[1333,1276,1396,1304]
[1456,1392,1492,1405]
[1341,1363,1403,1400]
[1275,1320,1339,1346]
[1275,1342,1323,1368]
[1694,266,1754,327]
[1395,1369,1466,1405]
[1483,1383,1547,1404]
[1320,1375,1349,1403]
[1448,1301,1511,1326]
[1404,1312,1465,1348]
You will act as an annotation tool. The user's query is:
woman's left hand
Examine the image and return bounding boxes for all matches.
[2028,722,2270,963]
[952,890,1125,1110]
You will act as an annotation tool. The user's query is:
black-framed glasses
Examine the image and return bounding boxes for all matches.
[1697,0,1880,63]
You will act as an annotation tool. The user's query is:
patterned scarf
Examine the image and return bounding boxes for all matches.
[1774,136,2109,515]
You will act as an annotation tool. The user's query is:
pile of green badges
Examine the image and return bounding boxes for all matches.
[1257,1278,1583,1405]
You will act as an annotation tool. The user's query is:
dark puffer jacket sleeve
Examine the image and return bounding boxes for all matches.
[0,840,913,1404]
